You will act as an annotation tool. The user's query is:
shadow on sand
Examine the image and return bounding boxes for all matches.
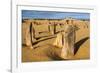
[47,37,89,60]
[74,37,89,55]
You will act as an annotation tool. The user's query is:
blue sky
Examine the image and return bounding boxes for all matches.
[22,10,90,20]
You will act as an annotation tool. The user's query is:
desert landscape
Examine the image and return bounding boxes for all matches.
[22,17,90,62]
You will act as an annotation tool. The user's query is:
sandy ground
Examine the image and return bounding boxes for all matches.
[22,20,90,62]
